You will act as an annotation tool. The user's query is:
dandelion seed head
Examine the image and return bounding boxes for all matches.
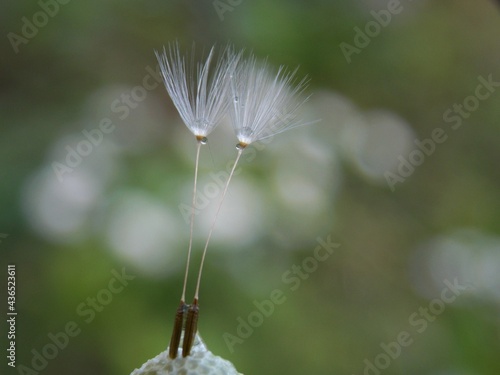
[130,333,243,375]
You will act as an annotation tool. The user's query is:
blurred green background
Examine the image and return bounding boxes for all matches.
[1,1,500,374]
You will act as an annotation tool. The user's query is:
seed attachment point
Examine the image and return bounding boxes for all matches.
[236,142,247,150]
[196,135,208,144]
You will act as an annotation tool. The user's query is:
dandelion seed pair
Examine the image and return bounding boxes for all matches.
[155,43,310,358]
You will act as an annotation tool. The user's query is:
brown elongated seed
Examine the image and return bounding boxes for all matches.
[169,301,187,359]
[182,299,199,357]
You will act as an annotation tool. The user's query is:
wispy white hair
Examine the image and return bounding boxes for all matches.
[155,43,239,137]
[228,54,311,146]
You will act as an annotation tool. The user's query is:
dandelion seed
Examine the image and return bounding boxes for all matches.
[155,43,239,358]
[190,54,313,336]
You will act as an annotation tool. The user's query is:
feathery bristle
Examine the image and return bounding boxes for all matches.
[228,54,311,145]
[155,43,238,137]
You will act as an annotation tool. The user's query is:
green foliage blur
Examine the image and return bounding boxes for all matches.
[1,1,500,374]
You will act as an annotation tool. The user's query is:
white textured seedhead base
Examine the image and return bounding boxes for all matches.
[130,334,242,375]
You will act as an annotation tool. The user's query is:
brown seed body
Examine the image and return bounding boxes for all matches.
[168,301,187,359]
[182,299,199,357]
